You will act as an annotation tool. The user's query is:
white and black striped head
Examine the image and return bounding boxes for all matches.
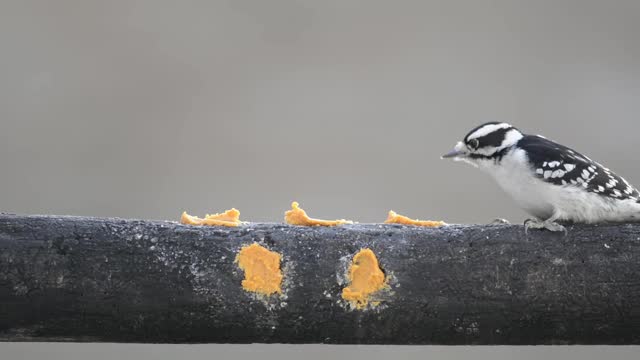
[442,122,524,164]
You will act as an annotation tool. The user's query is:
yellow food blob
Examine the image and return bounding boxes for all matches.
[235,243,283,295]
[384,210,446,227]
[284,201,353,226]
[180,208,241,227]
[342,248,386,309]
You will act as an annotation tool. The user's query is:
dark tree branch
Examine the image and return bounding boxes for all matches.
[0,214,639,344]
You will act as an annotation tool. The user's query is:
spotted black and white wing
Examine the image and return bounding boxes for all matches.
[519,135,640,201]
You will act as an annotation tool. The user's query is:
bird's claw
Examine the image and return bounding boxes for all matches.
[524,218,567,236]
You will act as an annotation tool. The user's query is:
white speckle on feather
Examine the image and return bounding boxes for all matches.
[582,170,590,179]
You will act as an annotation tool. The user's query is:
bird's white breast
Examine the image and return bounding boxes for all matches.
[476,148,640,223]
[478,149,554,219]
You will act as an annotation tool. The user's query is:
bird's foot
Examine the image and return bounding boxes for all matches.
[491,218,510,224]
[524,218,567,235]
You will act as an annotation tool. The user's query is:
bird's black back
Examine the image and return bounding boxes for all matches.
[517,135,640,201]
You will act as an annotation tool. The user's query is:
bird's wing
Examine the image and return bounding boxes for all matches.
[519,135,640,201]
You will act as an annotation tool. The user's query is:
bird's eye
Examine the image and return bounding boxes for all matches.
[467,138,480,150]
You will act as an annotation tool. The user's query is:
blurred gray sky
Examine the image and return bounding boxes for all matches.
[2,1,640,357]
[2,0,640,225]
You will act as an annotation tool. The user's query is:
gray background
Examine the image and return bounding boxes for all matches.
[1,0,640,358]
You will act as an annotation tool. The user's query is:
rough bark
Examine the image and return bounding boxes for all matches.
[0,214,639,344]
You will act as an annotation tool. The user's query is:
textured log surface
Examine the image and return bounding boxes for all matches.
[0,214,639,344]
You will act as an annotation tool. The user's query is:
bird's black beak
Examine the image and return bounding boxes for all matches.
[441,142,467,159]
[441,149,464,159]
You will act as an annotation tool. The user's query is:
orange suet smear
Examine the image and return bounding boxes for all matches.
[180,208,242,227]
[384,210,446,227]
[341,248,387,309]
[284,201,353,226]
[235,243,283,295]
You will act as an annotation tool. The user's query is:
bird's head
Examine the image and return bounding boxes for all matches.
[441,122,524,165]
